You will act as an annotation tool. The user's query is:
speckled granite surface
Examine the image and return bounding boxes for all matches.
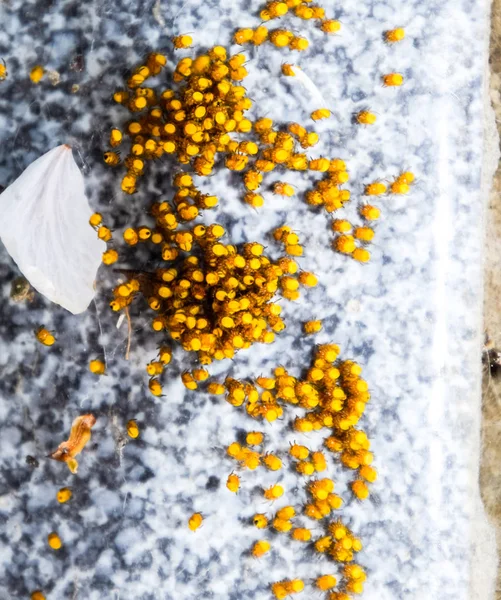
[0,0,496,599]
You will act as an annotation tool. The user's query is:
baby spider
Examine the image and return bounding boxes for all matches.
[384,28,405,43]
[382,72,404,87]
[0,59,7,80]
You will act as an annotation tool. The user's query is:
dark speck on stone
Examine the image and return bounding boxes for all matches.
[70,54,85,72]
[43,102,68,121]
[175,408,192,425]
[352,90,367,102]
[206,475,219,490]
[25,455,39,468]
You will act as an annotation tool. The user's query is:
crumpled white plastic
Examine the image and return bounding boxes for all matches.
[0,145,105,314]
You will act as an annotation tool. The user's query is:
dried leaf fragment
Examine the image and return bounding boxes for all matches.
[10,276,34,302]
[49,414,96,473]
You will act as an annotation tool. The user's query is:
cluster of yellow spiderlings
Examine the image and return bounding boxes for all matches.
[330,26,409,260]
[324,26,408,262]
[211,345,375,492]
[301,155,363,259]
[223,434,367,594]
[105,48,257,195]
[238,117,327,208]
[330,170,415,262]
[253,144,371,263]
[234,27,309,51]
[304,156,350,214]
[97,20,395,598]
[103,41,415,270]
[106,46,347,222]
[104,44,351,222]
[272,225,308,258]
[362,171,415,199]
[226,435,283,471]
[108,216,320,394]
[200,344,375,596]
[233,0,342,52]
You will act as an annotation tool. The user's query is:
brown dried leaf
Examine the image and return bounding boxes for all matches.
[49,414,96,473]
